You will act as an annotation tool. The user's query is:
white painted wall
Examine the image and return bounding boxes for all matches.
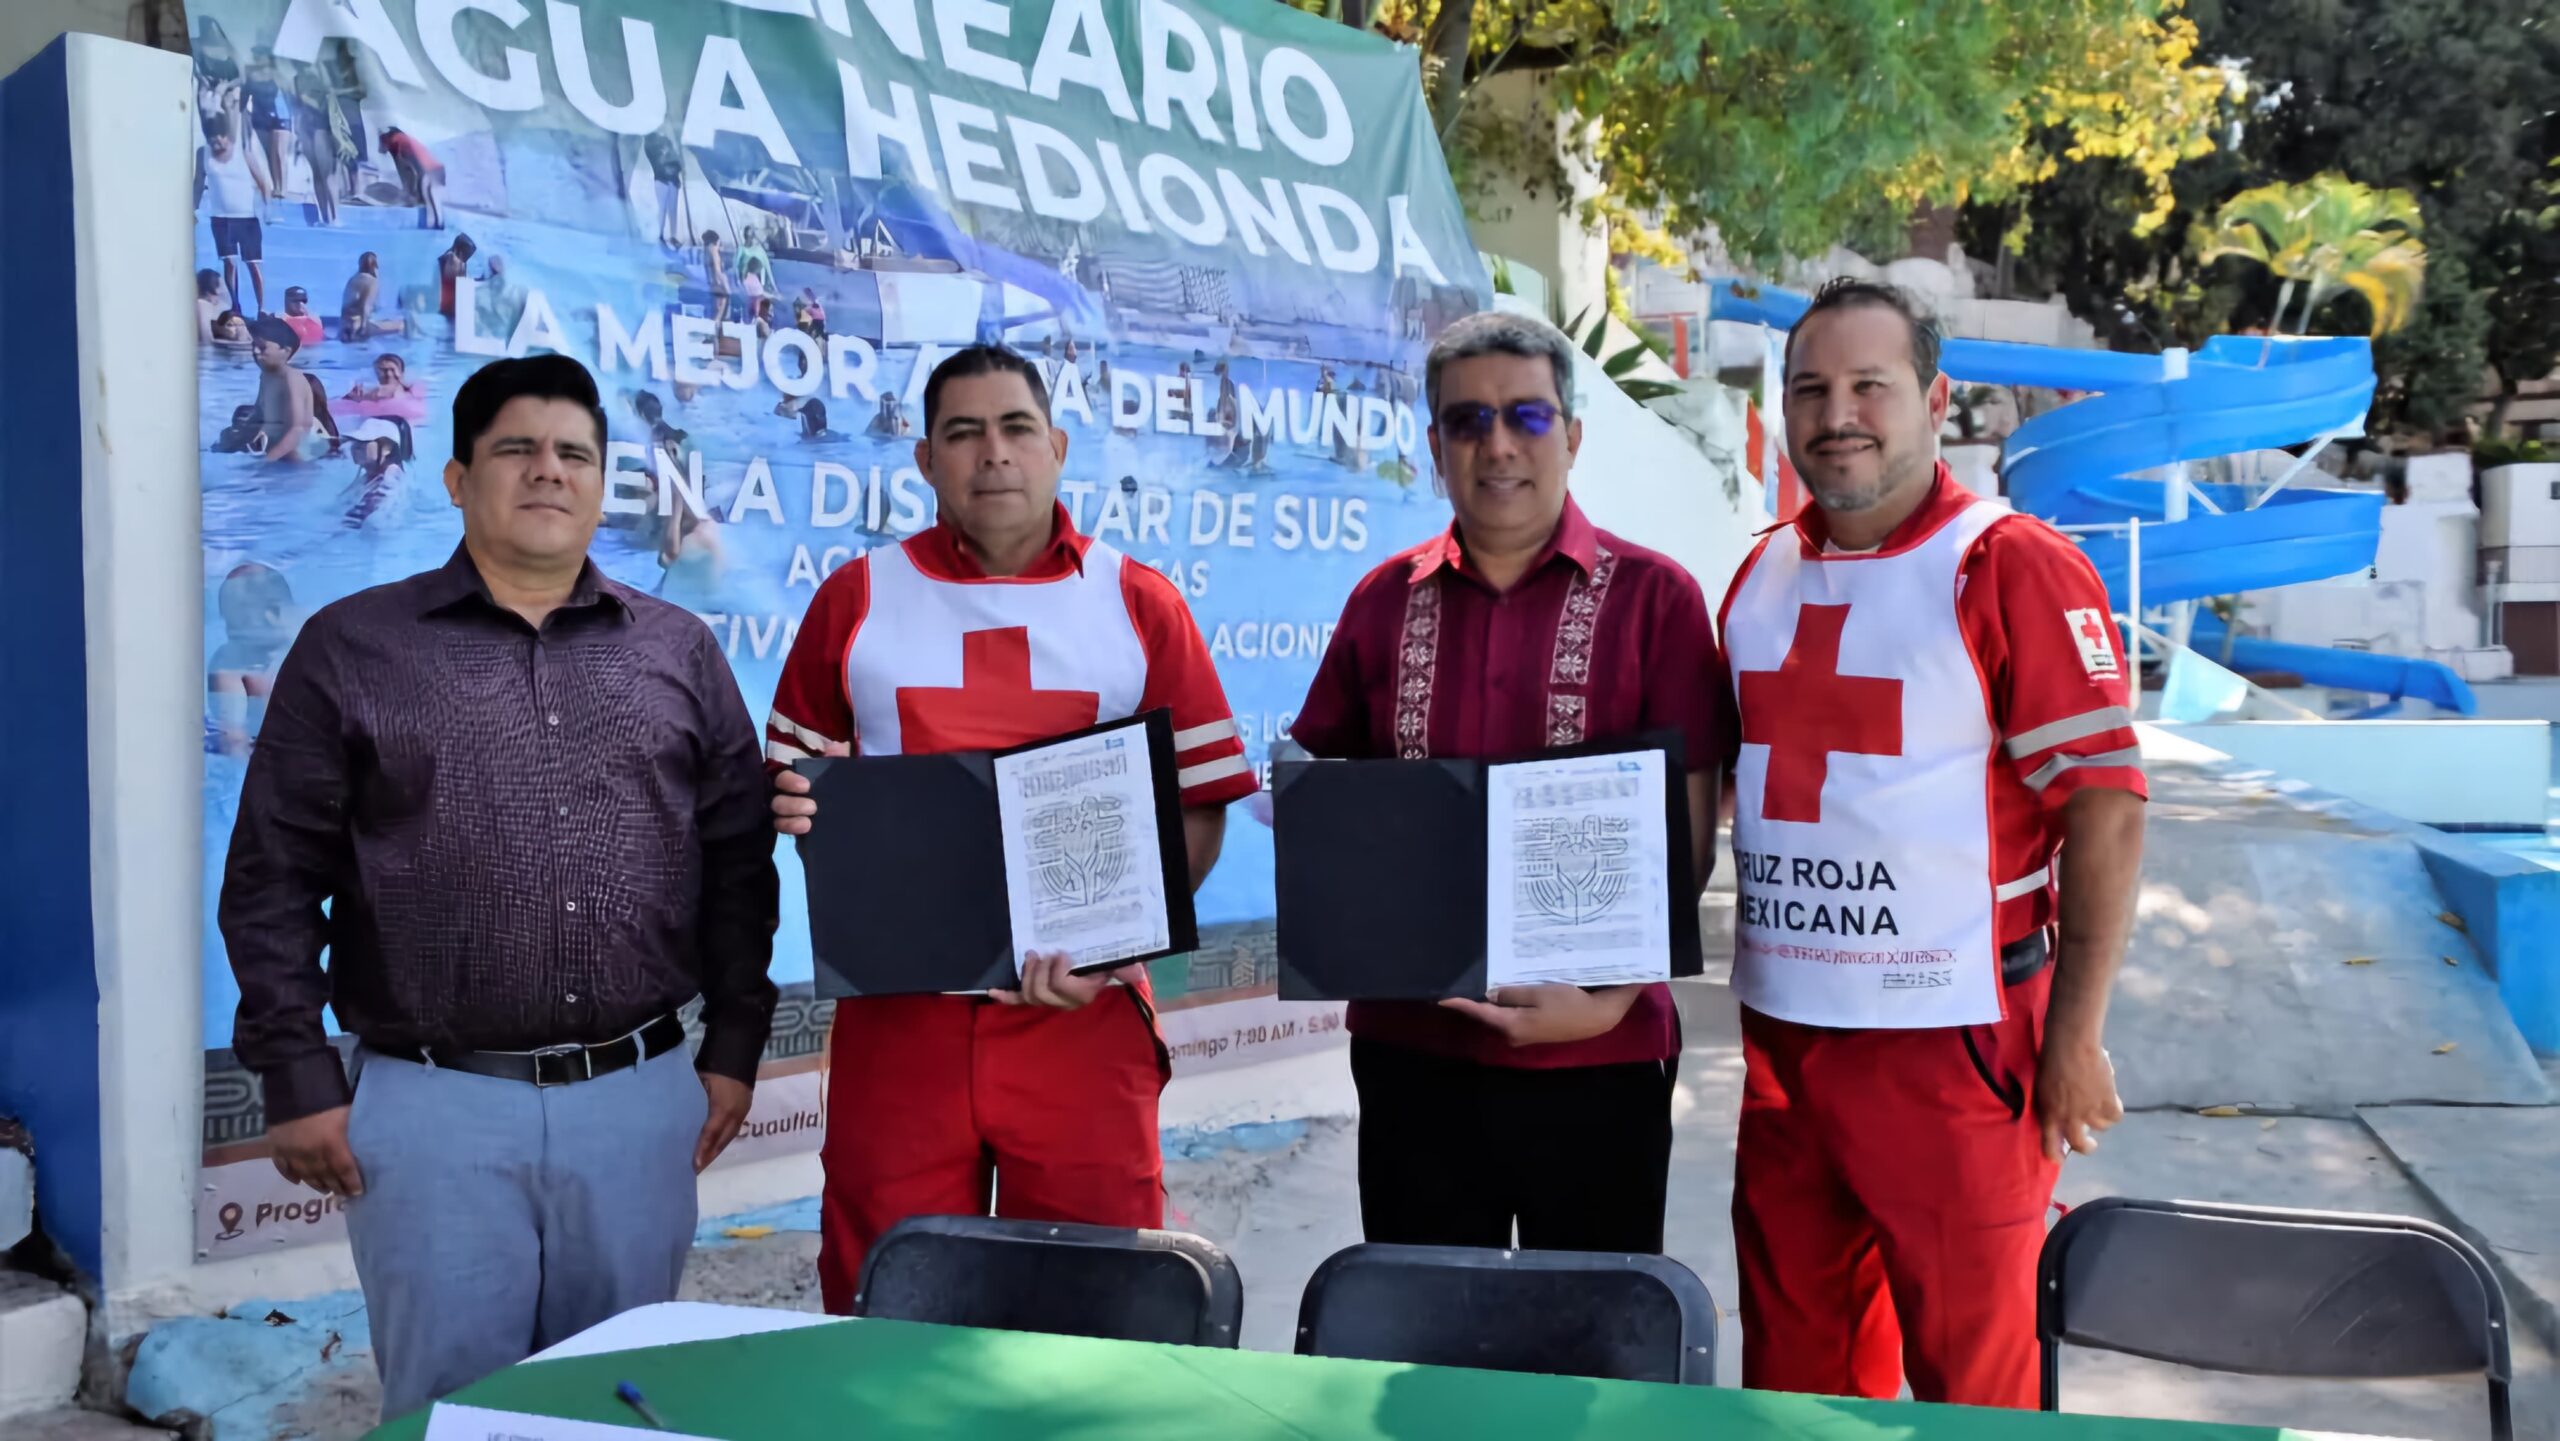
[1490,294,1767,605]
[2147,720,2552,828]
[67,33,212,1337]
[0,0,138,79]
[1464,73,1611,334]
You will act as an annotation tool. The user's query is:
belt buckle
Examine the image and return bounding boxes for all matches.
[531,1043,593,1087]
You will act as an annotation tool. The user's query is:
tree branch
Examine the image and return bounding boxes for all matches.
[1423,2,1473,134]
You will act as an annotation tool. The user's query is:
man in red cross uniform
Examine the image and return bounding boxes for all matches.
[765,346,1256,1313]
[1293,310,1727,1253]
[1719,278,2147,1407]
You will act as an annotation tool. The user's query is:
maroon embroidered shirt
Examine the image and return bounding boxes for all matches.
[1291,497,1730,1068]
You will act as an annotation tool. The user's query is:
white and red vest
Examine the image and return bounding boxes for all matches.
[845,539,1146,757]
[1723,498,2030,1028]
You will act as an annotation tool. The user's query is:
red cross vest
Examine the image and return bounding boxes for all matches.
[843,537,1148,757]
[1722,498,2017,1028]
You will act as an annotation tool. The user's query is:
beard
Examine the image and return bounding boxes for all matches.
[1809,445,1931,515]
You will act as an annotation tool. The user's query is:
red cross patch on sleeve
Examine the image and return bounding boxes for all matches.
[2065,608,2121,678]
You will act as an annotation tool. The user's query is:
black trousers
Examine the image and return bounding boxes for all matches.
[1351,1037,1677,1254]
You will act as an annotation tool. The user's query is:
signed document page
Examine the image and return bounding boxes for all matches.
[1484,750,1673,988]
[994,722,1172,971]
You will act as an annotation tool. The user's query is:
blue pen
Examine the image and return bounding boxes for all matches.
[615,1380,668,1431]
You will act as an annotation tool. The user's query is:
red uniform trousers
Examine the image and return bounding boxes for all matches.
[1733,966,2060,1409]
[815,986,1170,1315]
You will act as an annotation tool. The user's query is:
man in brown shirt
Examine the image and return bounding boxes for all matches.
[220,355,778,1420]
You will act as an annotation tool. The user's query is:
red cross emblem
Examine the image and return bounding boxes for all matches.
[895,626,1100,753]
[1737,604,1902,824]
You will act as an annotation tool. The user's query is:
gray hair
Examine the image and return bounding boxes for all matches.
[1425,310,1576,423]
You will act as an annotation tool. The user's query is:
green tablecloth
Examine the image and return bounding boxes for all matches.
[364,1316,2350,1440]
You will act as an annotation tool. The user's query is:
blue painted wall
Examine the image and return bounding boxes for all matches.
[2417,832,2560,1058]
[0,37,105,1282]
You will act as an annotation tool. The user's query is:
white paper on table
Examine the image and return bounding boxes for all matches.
[993,723,1171,971]
[424,1403,718,1441]
[1484,750,1673,989]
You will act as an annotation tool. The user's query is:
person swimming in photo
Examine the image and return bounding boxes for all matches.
[796,398,845,443]
[346,352,415,403]
[212,311,252,346]
[339,425,407,528]
[341,252,404,340]
[437,233,476,320]
[630,390,688,454]
[197,270,226,342]
[654,486,725,602]
[280,286,324,348]
[865,389,910,438]
[207,561,297,755]
[245,316,319,462]
[474,254,523,337]
[304,370,345,456]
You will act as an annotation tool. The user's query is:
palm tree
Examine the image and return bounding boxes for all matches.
[2196,174,2427,339]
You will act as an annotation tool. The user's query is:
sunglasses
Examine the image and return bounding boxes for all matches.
[1437,399,1561,442]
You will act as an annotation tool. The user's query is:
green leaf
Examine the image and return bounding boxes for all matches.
[1603,343,1650,377]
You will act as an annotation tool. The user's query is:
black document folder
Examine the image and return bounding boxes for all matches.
[1273,732,1699,1001]
[794,709,1198,998]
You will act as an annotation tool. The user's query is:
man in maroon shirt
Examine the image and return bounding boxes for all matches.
[220,355,778,1418]
[1293,310,1727,1252]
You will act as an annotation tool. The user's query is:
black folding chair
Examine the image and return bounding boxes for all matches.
[2039,1197,2513,1440]
[854,1216,1243,1348]
[1295,1243,1718,1385]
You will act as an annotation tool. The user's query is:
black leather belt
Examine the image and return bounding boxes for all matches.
[2002,929,2052,987]
[371,1013,687,1087]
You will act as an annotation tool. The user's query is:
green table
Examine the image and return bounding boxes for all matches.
[365,1316,2370,1440]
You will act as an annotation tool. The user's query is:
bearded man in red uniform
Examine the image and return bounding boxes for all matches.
[1721,278,2146,1406]
[766,347,1255,1313]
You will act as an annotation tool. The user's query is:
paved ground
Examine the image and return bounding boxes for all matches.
[673,978,2557,1441]
[2103,740,2552,1111]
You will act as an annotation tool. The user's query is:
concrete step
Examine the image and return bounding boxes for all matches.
[0,1270,87,1420]
[2359,1103,2560,1353]
[2112,737,2554,1112]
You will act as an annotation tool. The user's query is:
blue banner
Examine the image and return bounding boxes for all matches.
[188,0,1485,1172]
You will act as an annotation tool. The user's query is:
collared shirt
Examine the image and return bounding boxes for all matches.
[766,502,1257,808]
[1730,464,2149,948]
[1293,497,1729,1069]
[221,545,780,1125]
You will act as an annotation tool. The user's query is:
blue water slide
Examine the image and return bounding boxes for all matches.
[1707,282,2475,714]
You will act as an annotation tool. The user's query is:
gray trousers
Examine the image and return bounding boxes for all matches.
[344,1043,706,1419]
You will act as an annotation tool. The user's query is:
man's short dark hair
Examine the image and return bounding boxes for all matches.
[1785,277,1943,389]
[450,354,610,465]
[922,345,1050,434]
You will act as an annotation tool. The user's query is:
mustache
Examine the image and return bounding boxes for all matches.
[1811,428,1884,448]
